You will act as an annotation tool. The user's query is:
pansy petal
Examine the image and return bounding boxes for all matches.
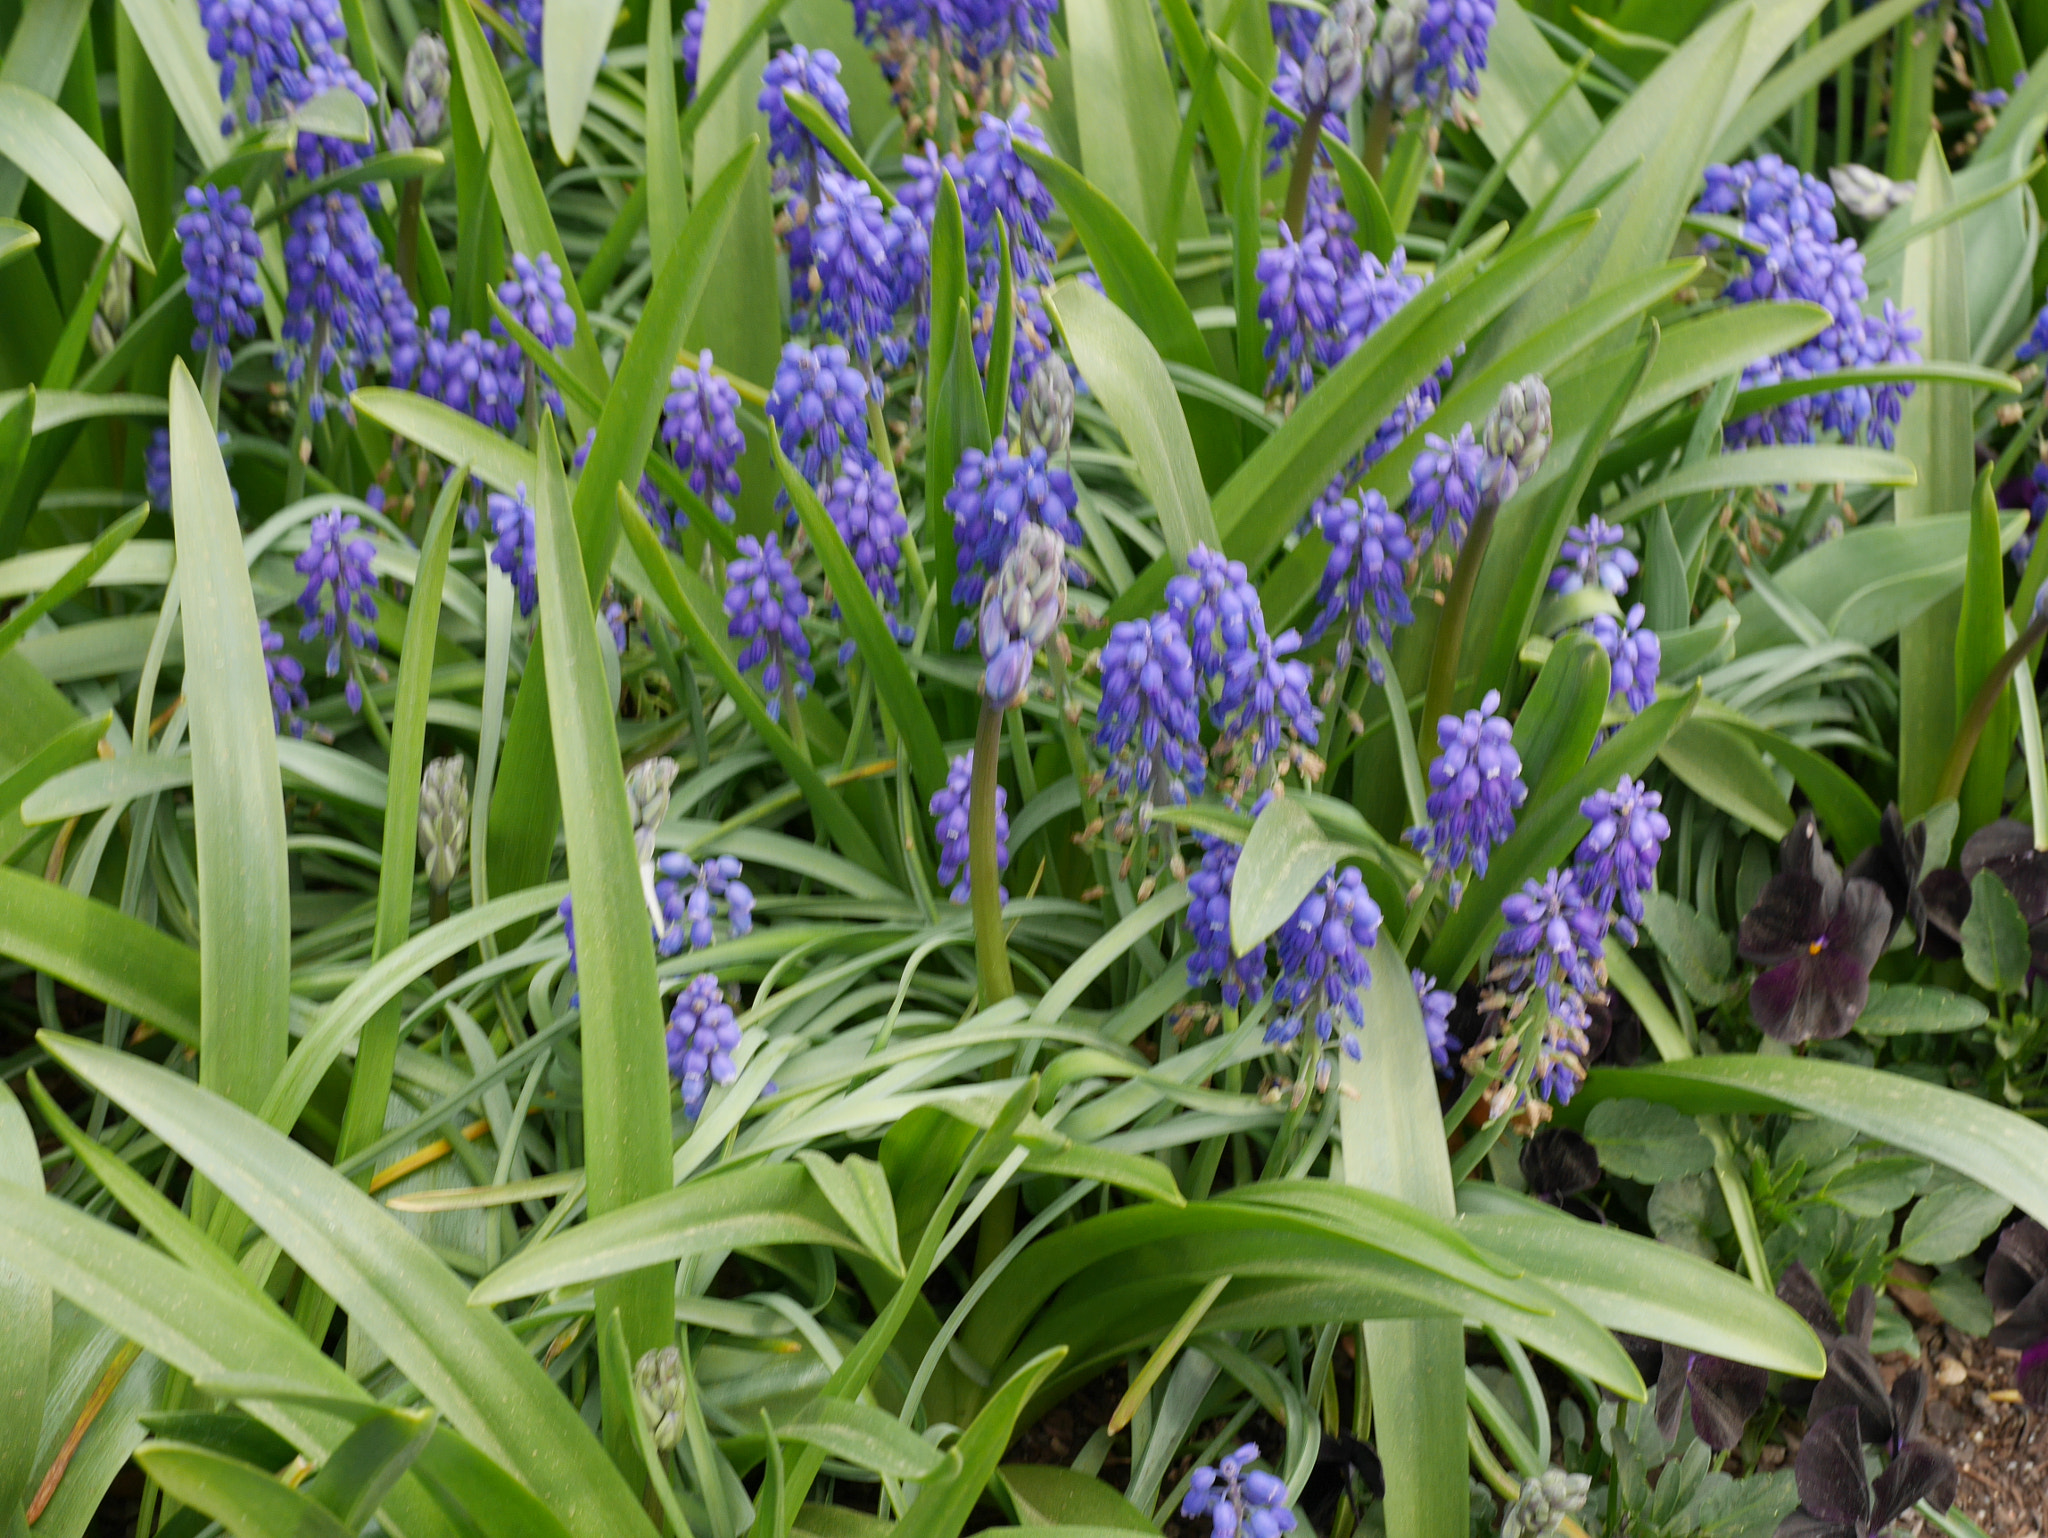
[1988,1284,2048,1351]
[1830,879,1893,971]
[2019,1342,2048,1412]
[1688,1354,1767,1451]
[1739,873,1828,965]
[1810,1340,1895,1446]
[1794,1406,1871,1529]
[1960,819,2034,882]
[1985,1217,2048,1308]
[1889,1366,1928,1447]
[1750,959,1814,1041]
[1521,1127,1601,1198]
[1778,1261,1843,1338]
[1870,1441,1956,1529]
[1655,1342,1690,1443]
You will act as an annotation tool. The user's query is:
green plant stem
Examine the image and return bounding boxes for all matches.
[1934,613,2048,805]
[396,178,423,301]
[782,674,808,758]
[1360,94,1394,182]
[1466,1413,1520,1500]
[1422,498,1500,732]
[430,885,456,988]
[1283,107,1327,236]
[970,701,1015,1005]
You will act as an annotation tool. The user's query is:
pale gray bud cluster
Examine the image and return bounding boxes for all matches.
[625,756,678,865]
[397,33,450,149]
[1305,0,1374,117]
[633,1346,685,1451]
[979,524,1067,710]
[1366,0,1425,112]
[1479,373,1552,510]
[417,755,469,894]
[91,251,135,357]
[1021,355,1075,457]
[1500,1469,1591,1538]
[1828,163,1913,221]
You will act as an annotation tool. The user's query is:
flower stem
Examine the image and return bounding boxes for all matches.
[1361,94,1394,182]
[397,178,424,301]
[781,671,808,758]
[1282,108,1326,238]
[1422,499,1499,735]
[970,701,1015,1005]
[1933,613,2048,807]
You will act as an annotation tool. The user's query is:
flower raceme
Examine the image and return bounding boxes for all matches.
[930,753,1009,904]
[1408,689,1525,904]
[979,523,1067,710]
[294,510,379,710]
[177,186,264,369]
[725,534,814,720]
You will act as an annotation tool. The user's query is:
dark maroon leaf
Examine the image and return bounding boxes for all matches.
[1778,1261,1842,1338]
[1842,1285,1876,1348]
[1688,1352,1767,1450]
[1915,868,1969,959]
[1869,1441,1956,1530]
[1810,1340,1895,1446]
[1795,1407,1872,1529]
[1989,1286,2048,1352]
[1888,1367,1926,1449]
[1985,1218,2048,1311]
[1775,1513,1856,1538]
[1845,806,1920,947]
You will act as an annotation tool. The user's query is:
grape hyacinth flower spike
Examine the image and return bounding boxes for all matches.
[660,354,745,528]
[654,852,756,956]
[1307,487,1415,681]
[1488,866,1610,1113]
[499,253,577,350]
[1095,610,1206,826]
[930,753,1009,904]
[980,522,1067,710]
[177,185,264,370]
[417,756,469,898]
[1478,374,1552,510]
[1021,354,1075,457]
[1549,517,1636,597]
[667,973,742,1118]
[1407,689,1524,904]
[1269,864,1383,1064]
[1588,603,1661,713]
[294,511,380,710]
[1574,777,1668,943]
[725,533,813,721]
[259,619,310,738]
[1182,1443,1299,1538]
[1187,834,1268,1009]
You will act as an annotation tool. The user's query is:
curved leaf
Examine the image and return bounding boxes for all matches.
[135,1443,356,1538]
[0,82,151,266]
[0,865,199,1044]
[1229,794,1345,956]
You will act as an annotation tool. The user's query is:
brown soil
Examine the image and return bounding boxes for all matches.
[1897,1323,2048,1538]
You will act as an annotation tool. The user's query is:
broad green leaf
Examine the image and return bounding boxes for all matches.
[1228,794,1344,956]
[1733,723,1882,858]
[618,505,890,876]
[542,0,624,164]
[1021,148,1237,489]
[1642,890,1739,1006]
[1658,717,1794,839]
[135,1443,357,1538]
[775,439,948,799]
[1510,631,1611,803]
[0,82,150,266]
[897,1350,1068,1538]
[1063,0,1200,252]
[39,1036,659,1538]
[1044,280,1219,561]
[0,220,34,273]
[532,416,674,1423]
[1583,1099,1715,1183]
[775,1400,945,1480]
[350,389,533,491]
[795,1151,905,1276]
[1574,1054,2048,1231]
[1339,963,1466,1538]
[1961,868,2030,997]
[1853,982,1989,1036]
[0,866,198,1044]
[1601,445,1917,527]
[1713,0,1919,158]
[471,1164,867,1303]
[1955,470,2014,840]
[1895,137,1974,818]
[999,1465,1158,1532]
[1899,1175,2011,1266]
[301,1409,439,1531]
[169,361,290,1126]
[0,1083,47,1521]
[0,507,144,663]
[1454,1186,1824,1377]
[1469,0,1599,204]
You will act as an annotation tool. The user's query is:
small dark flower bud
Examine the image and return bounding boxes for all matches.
[1479,374,1552,509]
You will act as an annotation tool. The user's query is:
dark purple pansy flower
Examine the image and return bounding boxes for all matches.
[1655,1342,1767,1451]
[1844,804,1922,951]
[1917,819,2048,969]
[1737,814,1892,1043]
[1985,1217,2048,1410]
[1520,1127,1600,1201]
[1775,1405,1955,1538]
[1776,1262,1870,1411]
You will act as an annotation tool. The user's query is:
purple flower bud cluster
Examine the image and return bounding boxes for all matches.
[294,510,380,710]
[177,185,264,369]
[1414,970,1459,1071]
[929,752,1008,904]
[1587,603,1661,712]
[856,0,1059,77]
[946,438,1083,627]
[725,533,814,718]
[498,252,576,350]
[282,190,418,416]
[260,618,310,737]
[416,307,525,434]
[761,46,852,189]
[808,172,894,358]
[1407,423,1487,549]
[666,973,741,1118]
[1096,611,1206,809]
[1165,546,1320,776]
[1573,776,1668,945]
[660,355,746,527]
[1407,689,1525,903]
[488,483,539,618]
[1492,867,1610,1104]
[1267,56,1357,169]
[1182,1443,1298,1538]
[1390,0,1498,112]
[2019,302,2048,365]
[1186,833,1268,1009]
[1256,224,1344,397]
[201,0,355,127]
[146,428,172,511]
[1268,864,1383,1055]
[825,455,914,651]
[769,342,872,484]
[1693,157,1919,449]
[1306,486,1415,678]
[654,852,755,956]
[1549,517,1636,597]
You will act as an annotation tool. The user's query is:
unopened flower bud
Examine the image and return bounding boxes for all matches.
[633,1346,685,1450]
[1021,356,1074,457]
[1304,0,1374,116]
[979,524,1067,710]
[1366,0,1424,111]
[625,756,678,865]
[94,251,134,354]
[1500,1469,1591,1538]
[1828,163,1913,221]
[1479,374,1552,509]
[402,33,451,145]
[417,755,469,893]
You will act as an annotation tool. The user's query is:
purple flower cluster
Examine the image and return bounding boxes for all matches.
[201,0,355,127]
[488,484,539,618]
[654,852,755,956]
[1165,546,1320,775]
[769,342,872,483]
[498,253,576,350]
[1268,865,1383,1054]
[946,438,1083,625]
[1266,0,1368,164]
[1182,1443,1298,1538]
[1414,970,1459,1071]
[416,308,524,434]
[146,428,172,511]
[1573,776,1668,944]
[1307,487,1415,677]
[2019,302,2048,365]
[929,752,1008,904]
[1407,423,1486,548]
[177,185,264,369]
[1493,867,1608,1103]
[857,0,1059,69]
[294,510,380,710]
[281,190,418,415]
[824,455,913,649]
[260,618,310,737]
[1186,833,1268,1009]
[1588,603,1661,712]
[660,356,746,526]
[1096,612,1206,808]
[1549,517,1636,597]
[666,973,741,1118]
[1372,0,1498,113]
[1256,224,1344,397]
[725,533,813,718]
[1693,157,1919,448]
[761,45,852,187]
[1407,689,1525,903]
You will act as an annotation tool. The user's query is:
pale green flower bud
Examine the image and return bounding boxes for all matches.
[1366,0,1426,113]
[1480,374,1552,510]
[625,757,678,866]
[979,524,1067,709]
[1022,355,1074,457]
[417,756,469,894]
[403,33,451,145]
[1500,1469,1591,1538]
[1828,163,1913,221]
[633,1346,685,1451]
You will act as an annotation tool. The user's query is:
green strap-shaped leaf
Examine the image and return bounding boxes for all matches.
[774,438,949,799]
[0,81,151,266]
[169,361,290,1126]
[1228,796,1345,956]
[0,1082,48,1522]
[532,415,677,1445]
[0,865,198,1044]
[41,1035,661,1538]
[1955,470,2015,839]
[135,1443,356,1538]
[896,1349,1068,1538]
[542,0,624,165]
[0,506,144,663]
[0,711,109,862]
[1511,631,1612,804]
